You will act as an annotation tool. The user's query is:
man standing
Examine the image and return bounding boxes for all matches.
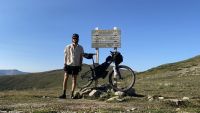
[59,33,84,99]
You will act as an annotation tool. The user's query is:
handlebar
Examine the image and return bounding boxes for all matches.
[110,51,118,55]
[83,53,96,59]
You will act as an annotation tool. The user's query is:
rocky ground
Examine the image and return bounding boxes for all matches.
[0,84,200,113]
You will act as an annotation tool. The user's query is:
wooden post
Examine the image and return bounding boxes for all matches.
[96,48,99,64]
[94,27,99,87]
[113,27,118,52]
[95,48,99,87]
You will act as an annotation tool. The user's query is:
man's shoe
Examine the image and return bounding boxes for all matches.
[59,94,66,99]
[70,92,74,99]
[71,95,78,99]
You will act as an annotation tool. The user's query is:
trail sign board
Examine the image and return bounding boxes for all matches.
[92,29,121,48]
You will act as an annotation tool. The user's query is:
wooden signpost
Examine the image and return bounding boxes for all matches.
[92,27,121,63]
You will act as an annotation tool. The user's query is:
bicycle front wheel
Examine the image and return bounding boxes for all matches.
[109,65,136,92]
[77,65,94,89]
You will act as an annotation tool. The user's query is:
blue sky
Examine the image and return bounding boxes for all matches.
[0,0,200,72]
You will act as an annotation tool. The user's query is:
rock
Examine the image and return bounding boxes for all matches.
[164,83,172,86]
[182,97,189,101]
[158,97,164,100]
[114,91,125,97]
[106,96,125,102]
[116,98,125,102]
[147,95,154,101]
[167,99,188,106]
[169,99,180,106]
[131,108,137,111]
[110,89,117,93]
[106,96,119,102]
[81,88,92,95]
[127,108,137,112]
[176,108,181,112]
[89,90,102,98]
[73,91,82,99]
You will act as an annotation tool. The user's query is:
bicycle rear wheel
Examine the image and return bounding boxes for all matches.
[77,64,94,89]
[109,65,136,92]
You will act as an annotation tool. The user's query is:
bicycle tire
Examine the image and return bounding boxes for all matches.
[109,65,136,92]
[78,65,94,89]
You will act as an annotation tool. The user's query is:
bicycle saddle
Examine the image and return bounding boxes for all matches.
[83,53,96,59]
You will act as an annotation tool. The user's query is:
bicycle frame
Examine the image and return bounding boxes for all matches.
[84,51,122,80]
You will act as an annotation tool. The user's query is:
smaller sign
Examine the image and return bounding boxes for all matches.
[92,29,121,48]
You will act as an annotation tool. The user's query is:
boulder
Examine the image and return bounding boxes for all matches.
[182,97,189,101]
[106,96,125,102]
[158,97,164,100]
[114,91,125,97]
[166,99,189,107]
[147,95,154,101]
[80,88,92,95]
[89,90,102,98]
[107,96,119,102]
[73,91,82,99]
[94,84,112,92]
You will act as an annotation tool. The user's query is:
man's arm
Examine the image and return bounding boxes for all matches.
[64,47,68,65]
[79,47,84,71]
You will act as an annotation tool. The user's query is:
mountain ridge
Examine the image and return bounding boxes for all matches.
[0,69,29,76]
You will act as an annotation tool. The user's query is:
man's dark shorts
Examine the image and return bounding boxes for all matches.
[64,65,80,75]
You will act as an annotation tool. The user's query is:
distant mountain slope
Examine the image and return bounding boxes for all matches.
[0,69,64,90]
[0,55,200,91]
[0,69,29,76]
[0,64,91,90]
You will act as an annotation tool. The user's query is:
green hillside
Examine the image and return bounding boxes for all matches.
[0,69,64,90]
[0,55,200,92]
[140,55,200,76]
[0,64,107,90]
[0,56,200,112]
[135,55,200,98]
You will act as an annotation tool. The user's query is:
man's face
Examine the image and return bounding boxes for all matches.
[72,37,79,44]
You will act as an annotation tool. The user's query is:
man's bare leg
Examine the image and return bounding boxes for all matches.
[71,74,77,98]
[63,73,69,94]
[59,73,69,99]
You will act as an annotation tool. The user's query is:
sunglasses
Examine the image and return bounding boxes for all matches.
[73,37,78,39]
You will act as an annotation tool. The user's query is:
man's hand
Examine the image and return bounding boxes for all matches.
[64,64,67,71]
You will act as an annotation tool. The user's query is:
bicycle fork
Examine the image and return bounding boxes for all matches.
[113,66,122,79]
